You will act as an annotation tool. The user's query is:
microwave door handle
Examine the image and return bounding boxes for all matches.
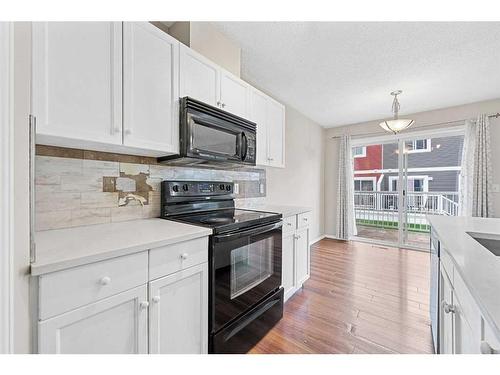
[214,222,282,242]
[241,132,248,161]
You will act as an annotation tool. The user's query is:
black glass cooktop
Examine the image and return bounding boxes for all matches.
[169,209,281,234]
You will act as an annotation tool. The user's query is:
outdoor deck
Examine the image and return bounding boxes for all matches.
[356,225,430,248]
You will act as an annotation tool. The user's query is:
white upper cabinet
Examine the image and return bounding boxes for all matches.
[179,44,220,107]
[32,22,123,145]
[249,88,286,168]
[123,22,179,153]
[267,97,286,168]
[249,89,269,165]
[219,70,249,118]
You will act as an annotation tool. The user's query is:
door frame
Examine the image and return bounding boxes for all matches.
[0,21,14,354]
[351,126,465,250]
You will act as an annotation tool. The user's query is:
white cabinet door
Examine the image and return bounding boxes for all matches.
[38,285,148,354]
[179,44,219,107]
[123,22,179,154]
[219,70,249,118]
[149,263,208,354]
[295,227,310,286]
[32,22,122,145]
[249,89,269,166]
[282,231,296,301]
[440,265,454,354]
[266,98,286,168]
[454,297,478,353]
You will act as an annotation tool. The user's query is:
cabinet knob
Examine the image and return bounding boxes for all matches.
[113,127,121,134]
[180,253,189,260]
[480,341,500,354]
[152,296,161,304]
[99,276,111,286]
[216,101,221,107]
[286,222,292,226]
[303,218,308,222]
[125,129,132,135]
[221,103,226,108]
[139,301,149,310]
[442,300,455,314]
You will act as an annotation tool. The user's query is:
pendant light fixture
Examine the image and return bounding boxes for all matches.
[379,90,414,134]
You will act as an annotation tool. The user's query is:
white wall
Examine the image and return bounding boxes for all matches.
[265,106,325,241]
[324,98,500,235]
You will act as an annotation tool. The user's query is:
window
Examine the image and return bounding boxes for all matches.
[406,139,431,153]
[354,177,375,191]
[352,146,366,158]
[389,176,429,192]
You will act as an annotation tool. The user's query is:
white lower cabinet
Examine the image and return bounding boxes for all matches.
[38,285,148,354]
[149,263,208,354]
[281,212,311,302]
[37,236,209,354]
[438,247,500,354]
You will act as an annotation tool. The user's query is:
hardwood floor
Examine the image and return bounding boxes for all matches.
[249,238,434,354]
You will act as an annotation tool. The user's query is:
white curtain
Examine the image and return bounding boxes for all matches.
[459,114,494,217]
[336,135,357,239]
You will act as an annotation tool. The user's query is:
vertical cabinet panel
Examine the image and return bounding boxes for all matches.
[439,265,454,354]
[282,232,296,301]
[249,89,269,166]
[267,98,286,168]
[38,286,148,354]
[295,227,310,285]
[32,22,122,145]
[219,71,249,118]
[179,44,219,107]
[123,22,179,153]
[149,263,208,354]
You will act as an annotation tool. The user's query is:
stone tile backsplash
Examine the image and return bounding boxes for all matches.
[35,154,266,231]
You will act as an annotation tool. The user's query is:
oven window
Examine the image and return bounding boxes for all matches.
[192,120,238,156]
[230,237,274,299]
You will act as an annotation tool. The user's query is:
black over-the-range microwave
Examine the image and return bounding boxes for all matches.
[157,97,257,167]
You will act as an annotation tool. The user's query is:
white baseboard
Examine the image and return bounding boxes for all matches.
[324,234,341,240]
[309,235,325,246]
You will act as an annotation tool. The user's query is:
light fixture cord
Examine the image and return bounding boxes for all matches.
[392,94,400,120]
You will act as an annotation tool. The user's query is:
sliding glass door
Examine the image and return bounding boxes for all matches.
[352,130,464,250]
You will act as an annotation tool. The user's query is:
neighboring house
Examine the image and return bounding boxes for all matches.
[353,145,382,191]
[380,136,464,193]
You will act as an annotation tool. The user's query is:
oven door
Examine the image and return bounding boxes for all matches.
[186,112,246,163]
[210,221,282,333]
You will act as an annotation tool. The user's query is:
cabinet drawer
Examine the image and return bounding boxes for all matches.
[39,252,148,320]
[149,236,208,280]
[297,211,312,229]
[282,215,296,233]
[440,248,454,283]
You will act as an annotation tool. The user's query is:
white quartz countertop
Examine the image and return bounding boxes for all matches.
[427,215,500,339]
[31,218,212,276]
[243,204,312,218]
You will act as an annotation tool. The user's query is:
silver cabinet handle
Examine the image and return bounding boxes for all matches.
[286,222,292,226]
[221,103,226,108]
[99,276,111,286]
[112,126,121,134]
[442,300,455,314]
[480,341,500,354]
[216,101,221,107]
[139,301,149,310]
[124,129,132,135]
[152,296,161,304]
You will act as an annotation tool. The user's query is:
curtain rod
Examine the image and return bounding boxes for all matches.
[329,112,500,139]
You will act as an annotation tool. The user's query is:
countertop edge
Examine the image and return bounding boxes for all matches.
[30,229,211,276]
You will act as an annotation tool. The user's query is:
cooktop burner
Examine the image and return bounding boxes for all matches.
[170,208,281,234]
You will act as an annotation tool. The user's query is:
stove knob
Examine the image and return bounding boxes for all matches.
[172,185,179,193]
[219,184,225,190]
[182,184,189,192]
[226,185,231,191]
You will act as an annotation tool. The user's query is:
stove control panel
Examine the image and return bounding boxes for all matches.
[163,180,233,198]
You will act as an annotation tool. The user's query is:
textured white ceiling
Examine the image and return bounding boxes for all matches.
[211,22,500,127]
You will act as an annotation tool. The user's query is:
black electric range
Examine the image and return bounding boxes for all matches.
[161,180,284,354]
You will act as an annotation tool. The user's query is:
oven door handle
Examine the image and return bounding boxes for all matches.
[214,221,282,242]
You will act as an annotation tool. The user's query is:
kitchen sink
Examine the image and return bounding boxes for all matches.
[468,232,500,256]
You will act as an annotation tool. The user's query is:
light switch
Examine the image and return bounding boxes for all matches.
[234,183,239,194]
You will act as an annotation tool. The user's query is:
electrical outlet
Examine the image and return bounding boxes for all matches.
[233,183,239,194]
[492,184,500,193]
[259,183,265,194]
